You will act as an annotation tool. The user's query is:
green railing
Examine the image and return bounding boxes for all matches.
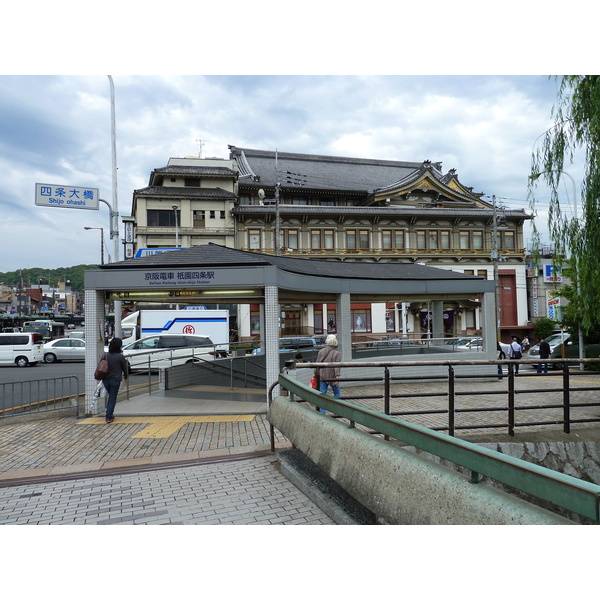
[274,373,600,522]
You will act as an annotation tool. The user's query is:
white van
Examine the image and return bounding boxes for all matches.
[0,332,45,367]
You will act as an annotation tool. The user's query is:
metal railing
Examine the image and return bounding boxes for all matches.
[273,367,600,522]
[0,376,80,418]
[299,357,600,437]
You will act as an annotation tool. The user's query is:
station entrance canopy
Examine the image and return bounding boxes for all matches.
[82,243,496,414]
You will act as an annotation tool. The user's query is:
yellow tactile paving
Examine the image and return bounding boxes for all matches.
[79,415,256,438]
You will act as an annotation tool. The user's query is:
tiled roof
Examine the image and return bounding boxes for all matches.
[133,186,237,199]
[152,165,237,177]
[102,243,482,282]
[229,146,428,193]
[232,204,530,219]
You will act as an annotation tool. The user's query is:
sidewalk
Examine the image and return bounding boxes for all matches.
[0,411,335,524]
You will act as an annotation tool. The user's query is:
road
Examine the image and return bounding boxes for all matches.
[0,361,153,413]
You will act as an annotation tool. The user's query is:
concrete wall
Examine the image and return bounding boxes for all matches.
[268,396,573,525]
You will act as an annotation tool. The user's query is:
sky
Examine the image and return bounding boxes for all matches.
[1,3,594,276]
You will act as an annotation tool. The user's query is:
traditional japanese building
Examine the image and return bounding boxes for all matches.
[129,146,532,342]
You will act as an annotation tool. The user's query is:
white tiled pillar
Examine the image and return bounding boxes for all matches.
[336,293,352,361]
[84,289,105,415]
[264,285,280,400]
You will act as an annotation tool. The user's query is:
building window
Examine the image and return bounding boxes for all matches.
[220,211,225,219]
[440,231,450,249]
[351,309,371,332]
[285,230,299,251]
[382,230,405,250]
[346,229,369,250]
[501,231,515,249]
[291,196,307,205]
[459,230,484,249]
[324,229,335,250]
[311,229,322,250]
[184,177,200,187]
[147,209,179,227]
[193,211,205,227]
[248,229,261,250]
[209,210,215,219]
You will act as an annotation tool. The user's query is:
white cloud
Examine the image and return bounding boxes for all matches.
[0,74,572,272]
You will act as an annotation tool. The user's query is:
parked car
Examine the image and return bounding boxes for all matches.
[453,337,483,351]
[0,332,44,367]
[529,333,600,369]
[123,333,216,371]
[251,337,318,355]
[43,338,86,363]
[375,337,417,347]
[528,333,570,359]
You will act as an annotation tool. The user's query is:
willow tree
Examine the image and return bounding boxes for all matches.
[529,75,600,333]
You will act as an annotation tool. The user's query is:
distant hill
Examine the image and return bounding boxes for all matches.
[0,265,100,291]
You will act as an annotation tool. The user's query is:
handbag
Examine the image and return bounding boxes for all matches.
[310,376,318,389]
[94,353,109,380]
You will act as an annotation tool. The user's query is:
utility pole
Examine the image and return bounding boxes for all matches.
[274,150,281,255]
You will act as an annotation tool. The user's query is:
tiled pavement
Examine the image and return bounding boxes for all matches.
[0,413,335,525]
[1,371,600,525]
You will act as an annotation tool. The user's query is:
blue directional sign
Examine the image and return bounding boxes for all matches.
[35,183,99,210]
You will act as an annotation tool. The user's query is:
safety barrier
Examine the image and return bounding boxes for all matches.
[0,376,80,419]
[270,362,600,523]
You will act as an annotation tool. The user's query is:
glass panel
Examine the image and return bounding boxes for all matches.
[324,230,335,249]
[248,230,261,249]
[459,231,470,249]
[440,231,450,249]
[417,230,426,249]
[311,230,321,249]
[346,231,356,249]
[472,231,483,249]
[359,230,369,249]
[394,231,405,249]
[382,230,391,249]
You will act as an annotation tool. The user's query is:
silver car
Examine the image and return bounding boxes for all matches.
[123,334,215,371]
[43,338,86,363]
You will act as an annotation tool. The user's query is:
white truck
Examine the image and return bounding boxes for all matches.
[121,309,230,353]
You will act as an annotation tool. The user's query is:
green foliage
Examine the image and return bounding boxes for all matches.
[529,75,600,333]
[533,317,559,341]
[0,265,99,291]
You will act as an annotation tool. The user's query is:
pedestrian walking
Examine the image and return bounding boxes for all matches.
[537,338,551,374]
[509,336,523,375]
[521,336,530,354]
[315,334,341,413]
[497,341,506,380]
[103,337,129,424]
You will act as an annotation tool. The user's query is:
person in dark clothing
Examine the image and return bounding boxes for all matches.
[103,337,129,423]
[537,338,551,374]
[497,341,506,380]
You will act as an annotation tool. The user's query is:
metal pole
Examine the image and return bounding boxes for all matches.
[108,75,122,338]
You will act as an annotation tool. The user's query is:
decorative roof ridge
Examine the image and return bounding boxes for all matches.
[229,145,426,170]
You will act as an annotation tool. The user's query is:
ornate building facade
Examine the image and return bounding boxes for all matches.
[130,147,532,343]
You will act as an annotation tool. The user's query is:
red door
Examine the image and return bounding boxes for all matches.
[498,272,517,326]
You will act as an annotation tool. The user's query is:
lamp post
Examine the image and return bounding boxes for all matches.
[84,227,105,265]
[172,204,179,248]
[530,170,584,370]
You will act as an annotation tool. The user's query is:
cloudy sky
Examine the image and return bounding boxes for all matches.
[1,4,593,275]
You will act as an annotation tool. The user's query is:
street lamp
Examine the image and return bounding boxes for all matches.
[172,204,179,248]
[530,170,584,370]
[84,226,105,265]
